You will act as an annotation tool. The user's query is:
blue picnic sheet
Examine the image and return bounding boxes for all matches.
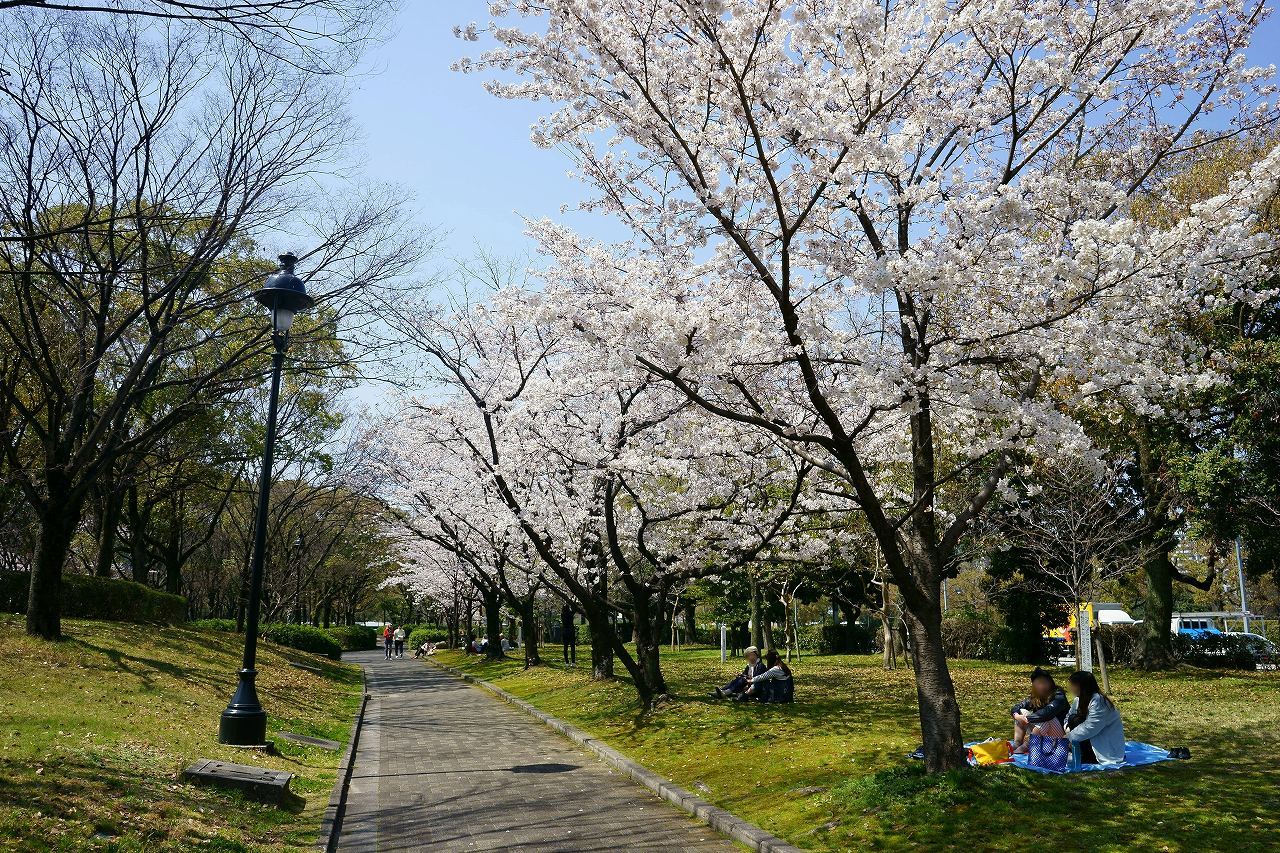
[965,740,1176,774]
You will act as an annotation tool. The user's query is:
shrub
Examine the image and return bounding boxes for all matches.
[941,616,1005,660]
[0,570,185,625]
[327,624,378,651]
[262,624,342,660]
[189,618,238,632]
[1094,624,1259,670]
[407,626,449,650]
[796,622,877,654]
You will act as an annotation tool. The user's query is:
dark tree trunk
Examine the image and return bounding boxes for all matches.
[519,599,540,668]
[902,599,965,774]
[1140,546,1177,669]
[629,587,668,698]
[481,586,504,659]
[750,575,764,650]
[93,487,123,578]
[27,486,85,640]
[585,605,615,679]
[682,601,698,643]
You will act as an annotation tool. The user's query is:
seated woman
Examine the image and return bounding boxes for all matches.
[1010,667,1068,753]
[1065,670,1125,766]
[744,649,794,703]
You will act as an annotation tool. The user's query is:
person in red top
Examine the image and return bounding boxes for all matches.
[382,624,393,660]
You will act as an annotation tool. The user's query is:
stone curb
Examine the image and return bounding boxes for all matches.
[426,659,805,853]
[316,668,370,852]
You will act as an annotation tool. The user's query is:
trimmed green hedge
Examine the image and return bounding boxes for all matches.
[327,624,378,651]
[263,624,342,660]
[407,627,448,650]
[1097,624,1260,670]
[189,618,238,632]
[0,570,185,625]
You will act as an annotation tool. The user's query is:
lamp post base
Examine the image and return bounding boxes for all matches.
[219,668,268,746]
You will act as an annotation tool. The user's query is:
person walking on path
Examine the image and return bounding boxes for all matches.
[561,602,577,665]
[382,624,393,660]
[393,625,406,658]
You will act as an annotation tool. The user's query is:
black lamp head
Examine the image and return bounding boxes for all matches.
[254,253,315,332]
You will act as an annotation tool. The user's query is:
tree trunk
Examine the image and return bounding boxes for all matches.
[630,588,668,698]
[93,487,123,578]
[902,603,965,773]
[682,601,698,643]
[749,575,764,650]
[585,605,615,679]
[762,616,777,652]
[27,491,84,640]
[1140,546,1176,669]
[520,599,540,667]
[481,587,504,659]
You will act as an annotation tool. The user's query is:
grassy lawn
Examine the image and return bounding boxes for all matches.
[0,615,362,852]
[436,646,1280,852]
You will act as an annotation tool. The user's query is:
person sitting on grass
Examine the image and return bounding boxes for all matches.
[414,639,436,658]
[744,649,793,703]
[1065,670,1126,766]
[710,645,766,699]
[1010,667,1068,753]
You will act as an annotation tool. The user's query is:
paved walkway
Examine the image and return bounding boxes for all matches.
[337,650,734,852]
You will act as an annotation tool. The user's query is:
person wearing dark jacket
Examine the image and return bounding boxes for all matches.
[745,649,794,703]
[1011,667,1069,753]
[561,602,577,666]
[711,646,766,698]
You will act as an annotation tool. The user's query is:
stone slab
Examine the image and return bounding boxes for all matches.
[278,731,342,751]
[183,759,293,804]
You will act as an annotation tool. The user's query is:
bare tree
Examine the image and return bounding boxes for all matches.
[0,12,417,639]
[996,458,1148,687]
[0,1,395,72]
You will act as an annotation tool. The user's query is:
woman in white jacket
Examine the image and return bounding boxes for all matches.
[1065,670,1126,765]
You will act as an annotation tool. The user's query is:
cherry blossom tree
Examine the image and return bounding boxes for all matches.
[378,282,816,703]
[460,0,1280,769]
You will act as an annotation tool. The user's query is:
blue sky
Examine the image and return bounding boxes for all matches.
[351,4,1280,267]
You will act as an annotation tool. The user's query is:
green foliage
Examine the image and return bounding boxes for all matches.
[796,621,876,654]
[263,623,342,660]
[407,626,448,650]
[0,571,184,625]
[188,618,238,632]
[326,624,378,651]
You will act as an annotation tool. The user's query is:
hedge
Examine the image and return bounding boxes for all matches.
[262,624,342,660]
[0,570,185,625]
[327,624,378,651]
[1097,624,1260,670]
[189,618,238,632]
[407,627,449,650]
[796,622,877,654]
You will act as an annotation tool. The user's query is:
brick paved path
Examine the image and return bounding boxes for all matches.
[337,650,734,851]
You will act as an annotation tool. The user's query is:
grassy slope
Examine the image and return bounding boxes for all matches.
[438,647,1280,852]
[0,616,361,852]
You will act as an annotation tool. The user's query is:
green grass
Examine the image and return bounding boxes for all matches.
[437,646,1280,851]
[0,615,362,852]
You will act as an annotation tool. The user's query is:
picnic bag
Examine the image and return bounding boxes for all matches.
[1028,734,1069,772]
[969,739,1012,765]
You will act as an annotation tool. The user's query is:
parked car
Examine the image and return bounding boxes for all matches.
[1222,632,1278,671]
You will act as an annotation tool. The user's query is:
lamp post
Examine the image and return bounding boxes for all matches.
[293,535,305,625]
[219,253,314,746]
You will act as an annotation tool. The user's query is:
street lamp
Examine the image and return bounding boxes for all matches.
[219,253,314,746]
[293,535,305,625]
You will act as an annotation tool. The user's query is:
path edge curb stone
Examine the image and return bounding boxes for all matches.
[316,668,370,852]
[426,659,805,853]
